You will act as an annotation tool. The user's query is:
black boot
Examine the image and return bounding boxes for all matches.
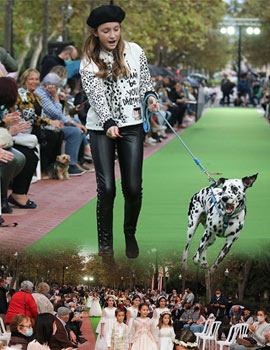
[125,233,139,259]
[1,197,13,214]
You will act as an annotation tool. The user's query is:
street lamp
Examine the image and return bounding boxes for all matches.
[132,273,135,289]
[62,266,68,284]
[178,274,182,294]
[219,18,260,82]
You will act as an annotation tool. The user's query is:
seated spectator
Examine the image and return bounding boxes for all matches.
[32,283,54,315]
[27,313,55,350]
[171,303,182,323]
[16,68,64,172]
[8,314,33,350]
[5,281,38,325]
[168,81,188,128]
[180,304,193,327]
[35,73,91,175]
[49,307,77,350]
[189,306,206,333]
[40,45,78,81]
[240,308,254,325]
[0,77,38,213]
[231,310,270,350]
[229,305,245,325]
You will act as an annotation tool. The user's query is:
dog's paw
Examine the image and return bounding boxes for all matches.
[193,254,200,265]
[200,261,209,269]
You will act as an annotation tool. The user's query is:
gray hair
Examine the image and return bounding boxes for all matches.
[41,72,61,86]
[20,280,34,292]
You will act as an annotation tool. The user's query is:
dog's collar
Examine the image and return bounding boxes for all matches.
[210,186,246,236]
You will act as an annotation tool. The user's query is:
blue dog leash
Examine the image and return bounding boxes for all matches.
[143,94,238,235]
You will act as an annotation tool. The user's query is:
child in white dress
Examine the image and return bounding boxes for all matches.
[107,309,128,350]
[95,296,117,350]
[129,303,159,350]
[157,311,175,350]
[126,295,140,334]
[152,296,170,328]
[89,292,102,317]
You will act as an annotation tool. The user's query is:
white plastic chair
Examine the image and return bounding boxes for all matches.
[235,323,249,339]
[0,317,11,343]
[195,319,214,343]
[200,321,221,350]
[216,324,240,350]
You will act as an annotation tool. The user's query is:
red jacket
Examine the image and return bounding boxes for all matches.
[6,291,38,324]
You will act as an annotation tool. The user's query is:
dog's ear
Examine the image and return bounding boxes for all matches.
[242,173,258,189]
[216,177,227,186]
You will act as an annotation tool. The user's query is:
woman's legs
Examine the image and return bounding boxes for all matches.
[117,124,144,258]
[11,145,38,204]
[0,148,26,213]
[90,130,116,259]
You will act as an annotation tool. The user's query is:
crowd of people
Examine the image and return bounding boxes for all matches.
[1,276,270,350]
[220,71,270,115]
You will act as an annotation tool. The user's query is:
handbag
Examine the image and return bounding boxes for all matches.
[13,133,38,148]
[237,337,257,347]
[0,127,14,148]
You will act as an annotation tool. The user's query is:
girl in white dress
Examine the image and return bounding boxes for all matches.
[152,296,170,328]
[129,303,159,350]
[126,295,140,334]
[86,293,93,308]
[95,296,117,350]
[89,291,102,317]
[157,311,175,350]
[107,309,128,350]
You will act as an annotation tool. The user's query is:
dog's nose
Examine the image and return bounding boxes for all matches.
[222,196,229,202]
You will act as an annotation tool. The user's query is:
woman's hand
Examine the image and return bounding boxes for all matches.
[3,112,21,126]
[8,121,32,136]
[106,126,123,139]
[72,122,87,133]
[0,148,14,163]
[147,96,160,112]
[51,120,63,129]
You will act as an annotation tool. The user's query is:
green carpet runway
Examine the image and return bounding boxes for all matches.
[28,108,270,264]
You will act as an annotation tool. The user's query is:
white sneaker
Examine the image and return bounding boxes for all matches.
[152,126,167,132]
[183,115,194,122]
[148,137,157,143]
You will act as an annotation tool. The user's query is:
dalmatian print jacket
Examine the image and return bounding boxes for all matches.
[80,41,155,131]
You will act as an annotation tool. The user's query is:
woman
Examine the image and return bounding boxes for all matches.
[5,281,38,325]
[27,313,55,350]
[232,310,270,350]
[16,68,63,171]
[0,77,37,213]
[80,4,159,262]
[32,282,54,315]
[8,314,33,350]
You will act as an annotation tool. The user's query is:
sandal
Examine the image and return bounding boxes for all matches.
[8,195,37,209]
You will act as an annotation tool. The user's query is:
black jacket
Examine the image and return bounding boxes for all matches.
[210,295,227,320]
[40,55,66,80]
[0,286,8,314]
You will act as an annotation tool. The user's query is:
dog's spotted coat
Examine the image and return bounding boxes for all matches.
[182,174,258,273]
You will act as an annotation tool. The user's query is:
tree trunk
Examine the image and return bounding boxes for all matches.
[30,34,43,69]
[41,0,50,61]
[16,33,31,74]
[4,0,15,56]
[205,270,212,302]
[238,260,252,301]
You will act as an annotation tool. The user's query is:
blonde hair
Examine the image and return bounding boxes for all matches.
[36,282,50,295]
[19,68,40,87]
[82,28,129,80]
[50,65,68,80]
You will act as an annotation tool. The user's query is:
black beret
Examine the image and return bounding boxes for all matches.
[87,5,125,28]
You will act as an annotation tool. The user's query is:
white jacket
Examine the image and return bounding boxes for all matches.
[80,41,155,130]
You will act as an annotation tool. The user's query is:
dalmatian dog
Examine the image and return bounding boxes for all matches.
[182,173,258,273]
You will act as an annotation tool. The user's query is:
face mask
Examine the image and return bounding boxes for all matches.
[216,294,221,298]
[25,328,33,337]
[62,78,67,87]
[71,308,75,312]
[258,316,265,322]
[4,284,8,289]
[65,59,72,65]
[57,88,61,95]
[66,88,71,94]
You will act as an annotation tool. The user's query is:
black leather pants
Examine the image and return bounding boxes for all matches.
[89,124,144,256]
